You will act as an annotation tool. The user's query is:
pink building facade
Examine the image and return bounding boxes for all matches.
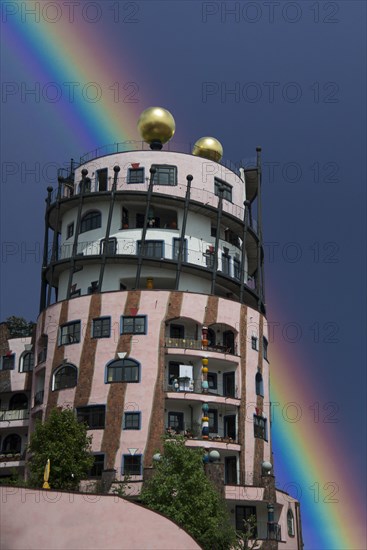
[27,142,302,548]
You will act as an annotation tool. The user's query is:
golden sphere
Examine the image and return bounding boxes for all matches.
[137,107,175,144]
[192,137,223,162]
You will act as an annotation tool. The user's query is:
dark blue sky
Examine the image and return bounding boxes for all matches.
[1,1,366,548]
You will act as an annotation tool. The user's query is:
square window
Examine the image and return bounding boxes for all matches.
[251,336,258,350]
[59,321,81,346]
[152,165,177,186]
[214,178,232,202]
[207,372,217,390]
[89,454,105,478]
[128,167,145,184]
[123,454,142,476]
[124,412,141,430]
[137,240,164,258]
[1,354,15,370]
[121,316,146,335]
[67,222,74,239]
[92,317,111,338]
[77,406,105,429]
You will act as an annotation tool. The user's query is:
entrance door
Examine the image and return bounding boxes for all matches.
[224,415,236,440]
[223,372,235,397]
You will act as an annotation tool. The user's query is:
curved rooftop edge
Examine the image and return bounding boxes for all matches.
[1,485,201,550]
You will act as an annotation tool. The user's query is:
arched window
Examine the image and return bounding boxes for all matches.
[80,210,101,233]
[255,372,264,397]
[287,509,295,536]
[2,434,21,455]
[53,364,77,391]
[9,393,28,410]
[106,359,140,383]
[20,352,34,372]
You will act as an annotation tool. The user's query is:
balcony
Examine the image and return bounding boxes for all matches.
[34,390,44,406]
[165,337,236,356]
[0,409,30,422]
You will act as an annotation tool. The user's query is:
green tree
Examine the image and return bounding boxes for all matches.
[5,316,35,338]
[28,408,94,491]
[140,437,237,550]
[235,515,260,549]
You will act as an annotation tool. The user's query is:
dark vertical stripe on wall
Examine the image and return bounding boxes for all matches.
[101,291,141,470]
[238,304,248,481]
[45,301,69,418]
[144,291,183,467]
[203,295,219,326]
[0,324,11,393]
[253,314,265,485]
[73,294,102,408]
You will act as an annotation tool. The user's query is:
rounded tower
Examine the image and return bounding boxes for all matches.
[32,109,302,547]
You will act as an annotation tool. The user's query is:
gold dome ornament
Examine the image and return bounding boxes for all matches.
[192,137,223,162]
[137,107,175,150]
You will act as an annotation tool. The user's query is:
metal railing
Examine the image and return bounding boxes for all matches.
[165,337,237,356]
[0,409,30,422]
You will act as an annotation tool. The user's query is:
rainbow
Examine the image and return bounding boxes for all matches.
[4,3,365,548]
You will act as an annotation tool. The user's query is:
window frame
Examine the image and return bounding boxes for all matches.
[253,414,267,441]
[214,177,233,202]
[80,210,101,234]
[255,372,264,397]
[168,411,184,433]
[52,364,78,391]
[89,453,105,478]
[0,354,15,371]
[123,411,141,430]
[221,250,231,276]
[127,167,145,184]
[235,505,257,534]
[137,240,164,259]
[208,408,218,433]
[19,352,34,373]
[151,164,177,186]
[59,321,81,346]
[105,358,140,384]
[173,238,188,262]
[121,315,147,335]
[92,317,111,339]
[96,168,108,192]
[287,509,295,537]
[263,337,269,361]
[122,454,143,476]
[100,237,117,255]
[207,372,218,390]
[251,336,258,350]
[77,405,106,429]
[66,222,74,239]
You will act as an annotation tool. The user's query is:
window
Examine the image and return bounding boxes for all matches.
[254,415,267,440]
[224,228,241,247]
[215,178,232,202]
[152,164,177,186]
[255,372,264,397]
[66,222,74,239]
[208,409,218,433]
[100,237,117,255]
[207,372,217,390]
[236,506,257,534]
[2,434,21,455]
[80,210,101,233]
[53,364,78,391]
[263,337,268,360]
[128,167,145,183]
[106,358,140,383]
[173,238,188,262]
[92,317,111,338]
[20,352,34,372]
[251,336,258,350]
[124,412,141,430]
[1,354,15,370]
[168,412,184,433]
[211,226,217,237]
[223,372,236,397]
[233,258,241,280]
[96,168,108,191]
[137,240,164,258]
[222,250,231,275]
[59,321,81,345]
[170,324,184,339]
[77,405,105,429]
[121,316,146,335]
[223,330,235,354]
[287,509,295,536]
[205,249,215,268]
[9,393,28,410]
[89,454,105,478]
[123,454,142,476]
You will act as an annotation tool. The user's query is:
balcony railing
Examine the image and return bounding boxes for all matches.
[165,381,238,400]
[165,426,238,444]
[0,409,30,422]
[34,390,44,406]
[165,337,237,355]
[0,451,26,463]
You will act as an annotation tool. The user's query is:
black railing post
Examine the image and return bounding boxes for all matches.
[239,200,250,303]
[39,186,53,312]
[134,167,156,289]
[211,187,224,295]
[175,174,193,289]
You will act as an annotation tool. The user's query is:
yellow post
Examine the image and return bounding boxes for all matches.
[43,458,50,489]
